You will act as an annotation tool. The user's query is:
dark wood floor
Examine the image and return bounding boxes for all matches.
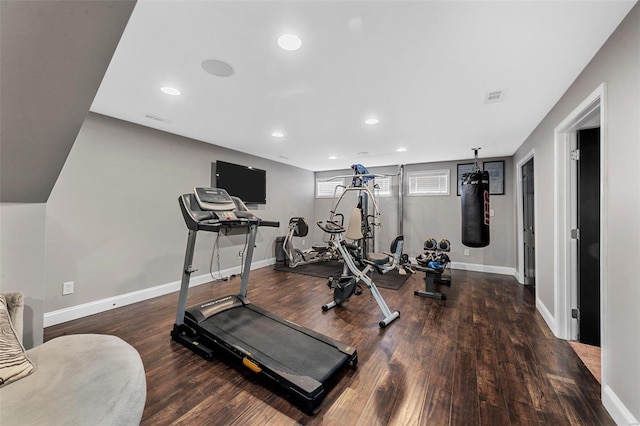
[45,267,612,425]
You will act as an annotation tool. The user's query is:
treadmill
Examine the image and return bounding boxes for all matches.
[171,188,358,413]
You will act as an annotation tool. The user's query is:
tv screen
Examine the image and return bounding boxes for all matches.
[213,160,266,204]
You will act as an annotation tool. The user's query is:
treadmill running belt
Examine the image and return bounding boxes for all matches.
[201,307,348,383]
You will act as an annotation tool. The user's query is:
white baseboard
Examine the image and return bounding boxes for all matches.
[603,385,639,425]
[450,261,517,277]
[535,297,557,336]
[44,258,276,327]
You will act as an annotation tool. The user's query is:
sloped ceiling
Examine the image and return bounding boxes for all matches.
[0,0,136,202]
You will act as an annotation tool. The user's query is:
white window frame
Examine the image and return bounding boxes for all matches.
[407,169,450,196]
[316,178,346,198]
[373,176,393,198]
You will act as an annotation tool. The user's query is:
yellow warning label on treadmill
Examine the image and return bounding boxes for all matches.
[243,358,262,373]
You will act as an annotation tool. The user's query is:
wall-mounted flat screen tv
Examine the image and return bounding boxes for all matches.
[212,160,266,204]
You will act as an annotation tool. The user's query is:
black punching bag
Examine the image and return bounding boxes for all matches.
[461,170,490,247]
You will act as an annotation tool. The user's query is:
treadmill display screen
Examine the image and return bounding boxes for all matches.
[194,187,236,212]
[197,188,232,204]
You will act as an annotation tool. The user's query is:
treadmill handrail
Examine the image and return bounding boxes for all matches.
[175,193,279,327]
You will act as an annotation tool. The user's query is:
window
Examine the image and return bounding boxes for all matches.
[407,169,450,196]
[374,176,393,197]
[316,178,345,198]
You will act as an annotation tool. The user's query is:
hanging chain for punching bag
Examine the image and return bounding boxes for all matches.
[461,148,490,248]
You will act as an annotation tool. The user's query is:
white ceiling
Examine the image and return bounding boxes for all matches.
[91,0,636,171]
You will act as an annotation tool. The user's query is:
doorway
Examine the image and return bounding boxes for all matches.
[516,149,535,290]
[553,83,607,387]
[522,157,535,293]
[576,127,601,346]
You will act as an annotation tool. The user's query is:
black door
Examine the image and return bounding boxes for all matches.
[522,158,535,291]
[577,128,600,346]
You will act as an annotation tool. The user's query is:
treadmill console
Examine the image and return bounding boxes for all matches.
[180,187,277,232]
[194,187,238,221]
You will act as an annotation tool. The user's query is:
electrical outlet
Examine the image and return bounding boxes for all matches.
[301,239,306,246]
[62,281,74,295]
[464,249,470,256]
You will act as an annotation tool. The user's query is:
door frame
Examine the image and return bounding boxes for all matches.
[516,149,536,286]
[553,83,607,379]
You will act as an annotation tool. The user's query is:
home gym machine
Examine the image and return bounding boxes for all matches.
[324,164,382,256]
[171,188,357,413]
[414,238,452,300]
[282,217,339,268]
[323,164,409,261]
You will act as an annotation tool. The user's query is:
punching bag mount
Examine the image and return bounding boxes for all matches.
[471,147,481,171]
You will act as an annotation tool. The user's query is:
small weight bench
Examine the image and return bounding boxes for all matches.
[414,238,452,300]
[414,264,451,300]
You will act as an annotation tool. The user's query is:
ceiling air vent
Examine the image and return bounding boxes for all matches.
[144,114,172,124]
[485,90,504,104]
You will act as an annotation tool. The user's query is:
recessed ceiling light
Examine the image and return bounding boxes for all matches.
[396,147,407,152]
[272,131,284,138]
[160,86,181,96]
[329,156,337,160]
[278,34,302,51]
[364,118,379,125]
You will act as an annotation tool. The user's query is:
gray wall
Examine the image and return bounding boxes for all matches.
[513,2,639,421]
[44,113,314,312]
[314,159,516,270]
[0,0,134,348]
[0,203,46,348]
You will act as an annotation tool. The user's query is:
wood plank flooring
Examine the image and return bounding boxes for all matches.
[45,267,612,425]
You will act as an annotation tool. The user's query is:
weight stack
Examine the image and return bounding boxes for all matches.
[461,170,490,247]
